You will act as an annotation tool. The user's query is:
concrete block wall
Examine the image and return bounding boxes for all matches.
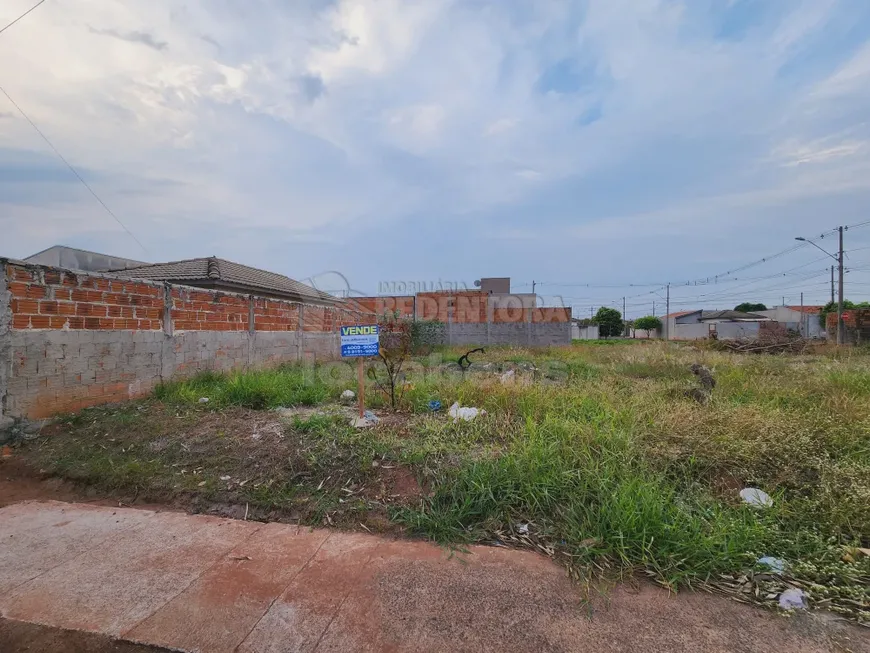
[352,292,572,348]
[447,322,571,347]
[0,260,375,420]
[5,330,165,417]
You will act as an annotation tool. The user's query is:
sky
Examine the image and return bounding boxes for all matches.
[2,0,870,317]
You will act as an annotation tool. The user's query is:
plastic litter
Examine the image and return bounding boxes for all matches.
[500,370,515,383]
[740,487,773,508]
[340,390,356,402]
[778,588,807,610]
[428,400,442,412]
[364,410,380,424]
[516,523,530,535]
[198,397,209,404]
[220,475,231,481]
[448,402,486,423]
[757,556,786,573]
[351,411,380,428]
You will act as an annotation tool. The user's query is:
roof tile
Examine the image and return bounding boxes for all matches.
[110,257,334,303]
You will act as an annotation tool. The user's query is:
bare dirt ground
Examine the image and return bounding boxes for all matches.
[3,403,425,531]
[0,618,171,652]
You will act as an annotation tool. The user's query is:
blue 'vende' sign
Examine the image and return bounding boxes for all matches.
[340,325,380,358]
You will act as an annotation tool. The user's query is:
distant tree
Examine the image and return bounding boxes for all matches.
[734,302,767,313]
[634,315,662,338]
[592,307,624,338]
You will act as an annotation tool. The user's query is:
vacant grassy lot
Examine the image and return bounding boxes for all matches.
[13,341,870,622]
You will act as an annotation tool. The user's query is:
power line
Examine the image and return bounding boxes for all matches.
[0,84,148,254]
[0,0,46,36]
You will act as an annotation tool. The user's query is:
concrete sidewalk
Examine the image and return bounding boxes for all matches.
[0,501,864,653]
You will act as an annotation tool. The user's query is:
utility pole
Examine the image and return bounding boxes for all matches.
[622,297,626,337]
[532,280,536,294]
[831,266,835,305]
[838,225,845,345]
[652,301,655,316]
[801,293,807,338]
[665,284,670,340]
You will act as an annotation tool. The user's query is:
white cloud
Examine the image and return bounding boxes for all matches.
[811,41,870,99]
[484,118,518,136]
[0,0,867,298]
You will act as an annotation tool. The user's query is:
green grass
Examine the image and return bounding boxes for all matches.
[154,366,332,409]
[17,341,870,622]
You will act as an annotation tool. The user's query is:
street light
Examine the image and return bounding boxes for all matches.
[794,237,837,261]
[795,230,844,345]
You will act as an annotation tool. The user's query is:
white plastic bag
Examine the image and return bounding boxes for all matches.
[740,487,773,508]
[448,402,485,423]
[778,588,806,610]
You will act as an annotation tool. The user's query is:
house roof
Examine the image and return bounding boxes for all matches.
[785,305,823,314]
[663,310,699,319]
[111,257,336,304]
[698,310,768,321]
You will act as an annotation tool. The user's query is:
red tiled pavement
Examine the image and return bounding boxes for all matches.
[0,501,865,653]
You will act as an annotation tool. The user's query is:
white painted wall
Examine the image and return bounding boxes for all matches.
[756,308,825,338]
[713,322,761,340]
[629,327,661,339]
[572,324,600,340]
[672,323,710,340]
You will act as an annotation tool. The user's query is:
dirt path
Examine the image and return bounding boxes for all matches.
[1,500,866,653]
[0,456,95,508]
[0,619,172,653]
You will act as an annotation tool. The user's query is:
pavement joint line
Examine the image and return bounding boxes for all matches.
[309,538,385,653]
[233,530,333,653]
[0,504,161,603]
[119,521,266,642]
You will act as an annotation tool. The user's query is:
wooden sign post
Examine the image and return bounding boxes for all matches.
[357,357,365,418]
[340,325,379,421]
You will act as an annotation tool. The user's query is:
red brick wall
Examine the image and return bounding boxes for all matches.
[334,306,378,328]
[4,263,388,335]
[827,309,870,342]
[252,298,299,331]
[349,296,415,319]
[172,287,250,331]
[7,264,163,331]
[417,291,488,323]
[492,305,527,324]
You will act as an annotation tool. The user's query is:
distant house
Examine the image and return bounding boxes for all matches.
[756,306,825,339]
[663,309,769,340]
[571,319,599,340]
[24,245,146,273]
[112,256,337,306]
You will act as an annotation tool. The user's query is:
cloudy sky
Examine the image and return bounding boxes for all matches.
[2,0,870,316]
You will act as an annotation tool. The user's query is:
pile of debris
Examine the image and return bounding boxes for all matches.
[713,331,809,354]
